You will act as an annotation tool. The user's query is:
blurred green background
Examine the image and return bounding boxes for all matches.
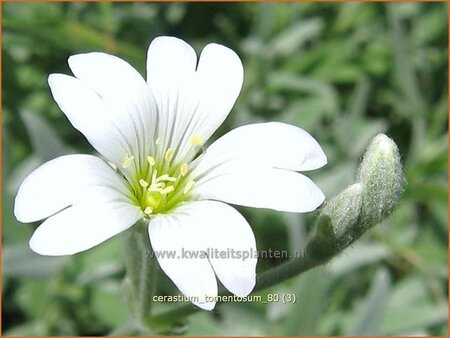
[2,2,448,336]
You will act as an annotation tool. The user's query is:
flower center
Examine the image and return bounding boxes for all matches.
[121,145,199,217]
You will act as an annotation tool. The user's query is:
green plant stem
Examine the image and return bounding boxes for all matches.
[123,221,157,323]
[256,254,325,290]
[138,231,157,320]
[148,254,326,323]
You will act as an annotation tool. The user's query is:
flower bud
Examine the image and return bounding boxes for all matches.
[307,183,363,260]
[357,134,404,227]
[306,134,404,261]
[323,183,363,243]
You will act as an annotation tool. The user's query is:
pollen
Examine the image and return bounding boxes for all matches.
[139,179,149,188]
[147,156,156,167]
[165,148,174,161]
[190,136,203,146]
[122,155,135,169]
[180,163,189,177]
[183,180,195,194]
[144,206,153,215]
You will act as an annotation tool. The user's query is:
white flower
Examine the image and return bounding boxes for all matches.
[14,36,327,310]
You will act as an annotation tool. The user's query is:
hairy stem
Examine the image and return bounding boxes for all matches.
[138,231,157,320]
[123,221,157,323]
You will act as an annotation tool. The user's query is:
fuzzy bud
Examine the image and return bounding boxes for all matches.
[357,134,404,227]
[306,134,404,261]
[307,183,363,260]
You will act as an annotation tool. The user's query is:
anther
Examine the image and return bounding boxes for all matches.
[160,186,175,195]
[148,185,163,193]
[147,156,156,167]
[151,182,165,189]
[155,137,161,145]
[183,180,195,194]
[139,179,149,188]
[156,174,177,183]
[165,148,174,161]
[122,155,135,169]
[180,163,189,177]
[190,136,203,146]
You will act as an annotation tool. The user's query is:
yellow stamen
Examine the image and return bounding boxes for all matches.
[190,136,203,146]
[144,206,153,215]
[147,156,156,167]
[183,180,195,194]
[139,179,149,188]
[122,155,135,169]
[155,137,161,145]
[165,148,174,161]
[180,163,189,177]
[160,186,174,195]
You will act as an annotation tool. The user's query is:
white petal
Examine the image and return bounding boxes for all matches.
[146,37,243,164]
[189,122,326,212]
[14,154,134,223]
[146,36,197,85]
[173,43,244,163]
[30,201,142,256]
[193,166,325,213]
[149,201,256,305]
[148,209,217,310]
[48,74,134,167]
[193,122,327,174]
[190,201,256,297]
[68,52,157,168]
[146,36,197,156]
